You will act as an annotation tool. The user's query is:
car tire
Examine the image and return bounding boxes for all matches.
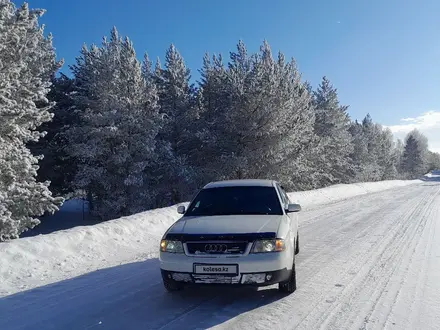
[278,260,297,294]
[295,234,300,255]
[162,274,184,292]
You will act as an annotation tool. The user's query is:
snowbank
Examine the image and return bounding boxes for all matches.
[0,178,422,297]
[0,205,180,297]
[287,179,421,208]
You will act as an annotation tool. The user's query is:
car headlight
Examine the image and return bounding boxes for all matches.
[251,239,286,253]
[160,240,184,253]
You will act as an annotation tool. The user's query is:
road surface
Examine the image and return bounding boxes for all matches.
[1,179,439,330]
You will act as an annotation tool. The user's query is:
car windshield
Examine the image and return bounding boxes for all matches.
[185,186,283,216]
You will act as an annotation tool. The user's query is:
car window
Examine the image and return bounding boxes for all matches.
[185,186,283,216]
[280,186,290,204]
[274,183,287,206]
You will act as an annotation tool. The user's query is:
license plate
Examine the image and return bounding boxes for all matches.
[194,264,238,275]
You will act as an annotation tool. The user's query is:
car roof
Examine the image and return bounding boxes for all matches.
[203,179,276,189]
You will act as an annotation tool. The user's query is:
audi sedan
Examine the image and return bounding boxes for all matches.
[159,179,301,294]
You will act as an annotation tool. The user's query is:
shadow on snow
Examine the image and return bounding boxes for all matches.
[0,258,286,330]
[20,199,101,238]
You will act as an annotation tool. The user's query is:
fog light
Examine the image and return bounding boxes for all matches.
[266,274,272,281]
[172,273,192,282]
[242,274,266,284]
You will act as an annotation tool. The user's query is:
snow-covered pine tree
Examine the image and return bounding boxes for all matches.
[349,114,401,181]
[348,120,368,180]
[154,44,199,204]
[427,151,440,172]
[394,138,405,174]
[196,41,249,181]
[197,40,318,190]
[68,28,163,220]
[402,129,429,178]
[312,77,354,185]
[402,135,421,177]
[255,43,321,190]
[376,127,399,179]
[0,1,63,240]
[360,114,386,181]
[195,52,230,182]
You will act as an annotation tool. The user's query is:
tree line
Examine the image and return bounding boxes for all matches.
[1,1,439,240]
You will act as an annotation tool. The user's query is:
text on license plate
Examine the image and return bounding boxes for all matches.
[194,264,238,274]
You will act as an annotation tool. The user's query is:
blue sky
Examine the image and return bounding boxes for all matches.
[19,0,440,150]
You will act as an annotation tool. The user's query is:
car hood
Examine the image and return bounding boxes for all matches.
[168,215,284,235]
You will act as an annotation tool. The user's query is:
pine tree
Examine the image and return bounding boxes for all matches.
[195,52,230,183]
[360,114,385,181]
[197,40,318,190]
[427,151,440,172]
[402,129,429,178]
[376,127,398,179]
[0,1,63,240]
[394,138,405,174]
[348,120,368,179]
[67,28,163,220]
[349,115,402,182]
[313,77,354,185]
[402,135,420,177]
[154,44,199,204]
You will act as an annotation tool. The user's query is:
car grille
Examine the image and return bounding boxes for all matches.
[186,242,248,255]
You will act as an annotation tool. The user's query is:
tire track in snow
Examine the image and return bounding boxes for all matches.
[367,186,439,329]
[291,194,421,329]
[378,183,440,329]
[313,185,440,330]
[295,184,437,330]
[292,195,425,330]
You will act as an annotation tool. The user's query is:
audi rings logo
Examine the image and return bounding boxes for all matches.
[205,244,228,253]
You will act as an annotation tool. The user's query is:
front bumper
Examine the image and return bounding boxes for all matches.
[159,250,293,286]
[161,268,290,286]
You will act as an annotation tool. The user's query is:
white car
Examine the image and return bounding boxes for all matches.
[159,179,301,294]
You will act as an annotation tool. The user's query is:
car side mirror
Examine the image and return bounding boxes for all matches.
[177,205,186,214]
[286,203,301,213]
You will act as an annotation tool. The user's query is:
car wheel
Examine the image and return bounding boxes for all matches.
[295,234,299,255]
[279,260,297,294]
[162,274,184,292]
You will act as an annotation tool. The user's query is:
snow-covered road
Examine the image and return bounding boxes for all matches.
[1,180,439,330]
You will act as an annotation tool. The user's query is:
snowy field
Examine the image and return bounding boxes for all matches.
[1,176,439,329]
